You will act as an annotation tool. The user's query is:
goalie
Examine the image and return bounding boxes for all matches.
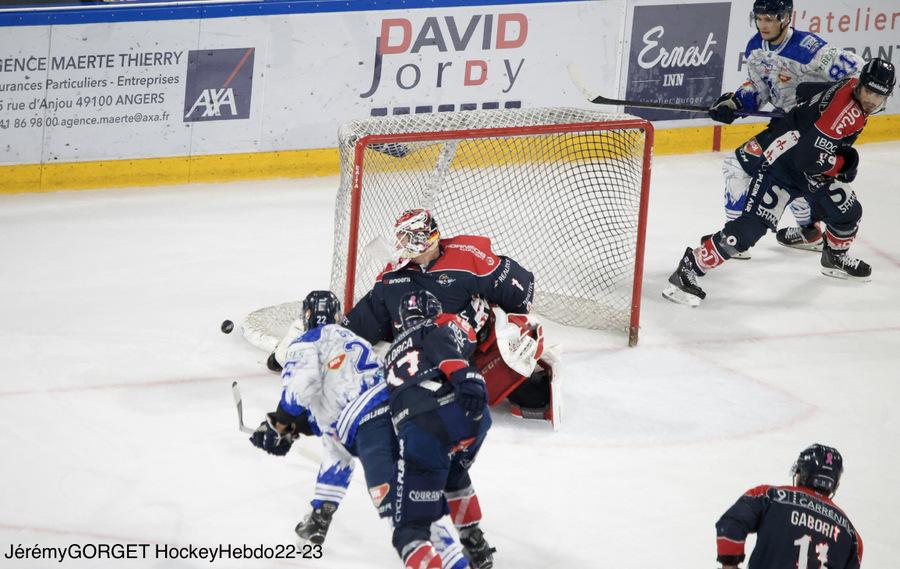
[342,208,559,425]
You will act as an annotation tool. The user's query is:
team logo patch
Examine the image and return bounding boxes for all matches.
[743,138,763,157]
[369,483,390,506]
[437,273,456,287]
[327,354,346,369]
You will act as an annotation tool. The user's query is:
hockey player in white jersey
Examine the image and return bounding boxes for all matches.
[708,0,863,257]
[248,290,469,569]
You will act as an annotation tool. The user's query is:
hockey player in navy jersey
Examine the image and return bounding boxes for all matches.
[664,58,895,306]
[715,444,863,569]
[384,290,495,569]
[343,208,558,424]
[249,290,470,569]
[708,0,864,257]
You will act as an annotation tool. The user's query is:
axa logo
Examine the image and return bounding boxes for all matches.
[183,48,254,122]
[185,89,238,118]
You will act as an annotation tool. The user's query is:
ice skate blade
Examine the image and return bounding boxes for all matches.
[820,267,872,282]
[662,284,702,307]
[731,250,752,260]
[780,241,824,252]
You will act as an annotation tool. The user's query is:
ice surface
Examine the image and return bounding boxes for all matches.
[1,143,899,568]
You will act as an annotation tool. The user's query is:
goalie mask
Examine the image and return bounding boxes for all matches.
[398,290,442,330]
[791,444,843,497]
[302,290,341,331]
[394,208,440,259]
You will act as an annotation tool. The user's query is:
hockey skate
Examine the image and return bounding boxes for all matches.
[662,248,706,307]
[459,527,496,569]
[776,223,824,252]
[820,246,872,281]
[295,502,337,546]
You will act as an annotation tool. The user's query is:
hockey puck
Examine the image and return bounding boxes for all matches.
[221,319,234,334]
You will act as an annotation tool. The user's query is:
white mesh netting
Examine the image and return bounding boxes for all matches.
[330,107,651,338]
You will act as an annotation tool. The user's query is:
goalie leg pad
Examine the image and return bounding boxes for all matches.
[473,346,526,406]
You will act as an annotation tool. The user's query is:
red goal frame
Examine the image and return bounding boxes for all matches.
[343,119,654,346]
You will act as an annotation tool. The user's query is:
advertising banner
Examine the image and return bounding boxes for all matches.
[723,0,900,116]
[0,1,624,166]
[624,2,731,121]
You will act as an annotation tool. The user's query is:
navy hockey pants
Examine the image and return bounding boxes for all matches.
[392,401,492,557]
[349,404,398,518]
[719,167,862,254]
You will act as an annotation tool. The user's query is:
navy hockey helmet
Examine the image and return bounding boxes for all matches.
[753,0,792,17]
[791,444,843,497]
[302,290,341,330]
[398,289,442,330]
[858,58,896,97]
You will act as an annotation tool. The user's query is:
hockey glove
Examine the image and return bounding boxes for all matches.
[834,147,859,183]
[249,412,294,456]
[708,92,742,124]
[451,368,487,417]
[295,502,338,545]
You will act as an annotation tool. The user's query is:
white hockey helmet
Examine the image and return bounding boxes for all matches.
[394,208,440,259]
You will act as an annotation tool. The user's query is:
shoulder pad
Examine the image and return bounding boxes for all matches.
[744,484,773,498]
[435,312,475,338]
[376,259,410,282]
[745,34,762,57]
[815,79,866,139]
[778,31,822,65]
[437,236,500,276]
[299,325,324,343]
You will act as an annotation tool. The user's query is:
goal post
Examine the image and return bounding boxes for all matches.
[331,107,653,346]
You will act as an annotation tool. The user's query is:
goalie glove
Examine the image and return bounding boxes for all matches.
[295,502,338,546]
[492,306,544,377]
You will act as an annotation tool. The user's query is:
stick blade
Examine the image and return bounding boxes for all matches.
[566,62,599,101]
[232,381,256,434]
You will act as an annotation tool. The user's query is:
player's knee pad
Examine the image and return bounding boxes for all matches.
[721,216,768,252]
[445,486,482,530]
[394,436,450,536]
[824,199,862,235]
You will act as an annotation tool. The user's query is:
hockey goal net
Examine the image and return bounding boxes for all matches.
[333,107,652,345]
[241,107,652,352]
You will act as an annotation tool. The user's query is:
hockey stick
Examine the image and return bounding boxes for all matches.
[231,381,256,434]
[232,381,320,464]
[566,63,784,119]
